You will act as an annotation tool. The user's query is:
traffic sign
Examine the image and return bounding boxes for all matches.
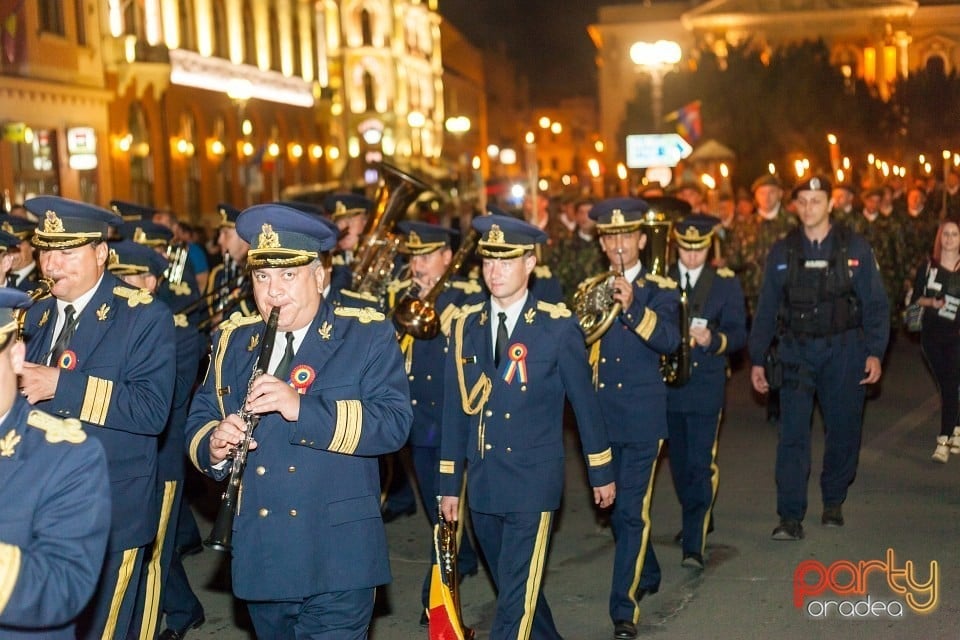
[625,134,693,169]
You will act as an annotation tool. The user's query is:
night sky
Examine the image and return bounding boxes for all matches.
[440,0,634,103]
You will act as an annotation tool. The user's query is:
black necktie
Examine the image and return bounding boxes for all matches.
[273,332,295,381]
[684,272,693,297]
[495,312,508,368]
[5,274,16,288]
[50,305,76,365]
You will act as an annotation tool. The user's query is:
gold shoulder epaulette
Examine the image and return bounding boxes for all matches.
[458,302,485,318]
[534,265,553,278]
[114,286,154,307]
[27,410,86,444]
[387,279,411,294]
[334,306,386,323]
[220,312,262,332]
[451,279,482,295]
[536,300,571,318]
[332,254,346,266]
[717,267,735,278]
[645,273,678,289]
[340,289,380,303]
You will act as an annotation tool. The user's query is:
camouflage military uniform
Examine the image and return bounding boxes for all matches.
[549,232,605,307]
[901,210,939,286]
[724,207,797,317]
[849,212,907,325]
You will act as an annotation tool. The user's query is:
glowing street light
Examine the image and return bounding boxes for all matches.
[629,39,682,130]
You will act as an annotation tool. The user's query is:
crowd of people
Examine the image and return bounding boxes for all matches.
[0,163,952,639]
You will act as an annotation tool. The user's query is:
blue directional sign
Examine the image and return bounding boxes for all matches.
[625,134,693,169]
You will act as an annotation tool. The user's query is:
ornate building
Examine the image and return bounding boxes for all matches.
[590,0,960,163]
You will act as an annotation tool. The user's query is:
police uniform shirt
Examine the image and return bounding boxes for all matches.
[747,225,890,366]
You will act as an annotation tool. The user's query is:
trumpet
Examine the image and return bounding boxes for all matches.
[205,306,280,552]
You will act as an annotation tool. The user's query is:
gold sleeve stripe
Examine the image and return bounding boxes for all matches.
[587,448,613,467]
[0,542,21,615]
[635,308,657,341]
[188,420,219,471]
[439,460,456,475]
[80,376,113,426]
[716,332,728,355]
[330,400,363,454]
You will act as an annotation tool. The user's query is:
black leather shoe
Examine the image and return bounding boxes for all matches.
[380,504,416,523]
[158,612,205,640]
[420,609,429,627]
[821,505,844,527]
[613,619,638,639]
[682,552,705,570]
[635,584,659,601]
[771,519,804,541]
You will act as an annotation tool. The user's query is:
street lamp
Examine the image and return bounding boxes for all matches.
[407,110,425,167]
[445,116,472,204]
[629,40,682,131]
[227,79,254,206]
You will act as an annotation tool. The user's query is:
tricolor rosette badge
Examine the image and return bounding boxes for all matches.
[290,364,316,394]
[502,343,528,384]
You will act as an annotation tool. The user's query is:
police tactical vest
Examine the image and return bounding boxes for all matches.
[781,224,861,337]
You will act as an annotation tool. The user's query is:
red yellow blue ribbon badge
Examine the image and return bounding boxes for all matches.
[502,343,528,384]
[58,350,77,370]
[290,364,316,395]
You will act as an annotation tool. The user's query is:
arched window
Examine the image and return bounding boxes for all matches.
[128,103,154,205]
[361,9,372,47]
[269,6,281,71]
[123,0,144,38]
[363,71,375,113]
[242,1,256,65]
[291,13,303,77]
[178,0,196,51]
[179,112,201,218]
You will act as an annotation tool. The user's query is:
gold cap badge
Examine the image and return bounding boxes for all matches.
[258,223,280,249]
[488,224,505,244]
[44,210,65,233]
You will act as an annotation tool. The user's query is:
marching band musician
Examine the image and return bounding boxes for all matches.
[106,240,206,639]
[666,214,747,570]
[0,230,22,285]
[18,196,177,639]
[388,221,481,625]
[325,193,373,267]
[0,288,111,639]
[204,203,255,327]
[184,204,412,638]
[0,214,41,290]
[585,198,681,640]
[439,214,616,640]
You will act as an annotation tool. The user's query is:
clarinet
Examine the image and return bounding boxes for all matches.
[205,306,280,552]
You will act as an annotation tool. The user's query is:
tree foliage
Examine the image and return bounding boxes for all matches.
[618,39,960,189]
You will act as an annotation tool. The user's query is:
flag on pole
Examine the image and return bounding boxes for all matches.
[664,100,702,144]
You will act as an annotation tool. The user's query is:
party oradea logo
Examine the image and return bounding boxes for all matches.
[794,549,938,619]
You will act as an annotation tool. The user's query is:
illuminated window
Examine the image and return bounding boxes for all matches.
[213,1,228,58]
[242,1,255,65]
[39,0,65,35]
[75,0,86,45]
[269,6,281,71]
[178,0,196,51]
[863,47,876,84]
[883,45,897,84]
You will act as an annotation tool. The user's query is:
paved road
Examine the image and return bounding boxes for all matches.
[177,334,958,639]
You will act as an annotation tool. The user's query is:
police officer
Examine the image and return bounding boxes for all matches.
[387,221,481,623]
[107,240,206,639]
[749,176,889,540]
[18,196,177,638]
[184,204,412,637]
[0,288,111,639]
[439,214,616,640]
[584,198,680,640]
[666,215,747,569]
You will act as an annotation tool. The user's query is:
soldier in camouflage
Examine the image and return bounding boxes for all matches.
[550,198,605,306]
[901,187,940,293]
[849,188,907,327]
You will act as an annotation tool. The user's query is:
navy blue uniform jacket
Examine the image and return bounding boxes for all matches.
[0,399,111,638]
[23,273,176,551]
[439,296,614,514]
[185,302,412,601]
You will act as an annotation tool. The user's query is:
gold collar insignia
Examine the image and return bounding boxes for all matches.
[96,303,110,321]
[0,429,21,457]
[248,334,260,351]
[319,320,333,340]
[479,310,488,326]
[524,307,536,324]
[38,309,50,327]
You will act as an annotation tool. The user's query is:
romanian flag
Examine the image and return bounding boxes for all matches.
[428,521,471,639]
[664,100,702,144]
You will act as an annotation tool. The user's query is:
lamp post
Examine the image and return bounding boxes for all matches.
[407,110,425,170]
[629,40,682,132]
[445,115,472,206]
[227,79,253,206]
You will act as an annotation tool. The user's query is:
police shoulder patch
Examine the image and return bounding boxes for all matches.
[536,300,571,318]
[334,306,385,323]
[113,286,154,307]
[645,273,678,289]
[717,267,735,278]
[27,410,86,444]
[451,279,482,295]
